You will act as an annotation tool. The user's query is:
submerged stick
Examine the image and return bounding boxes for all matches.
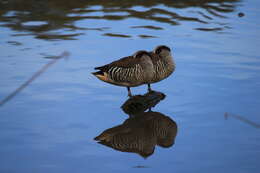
[0,51,70,107]
[224,112,260,128]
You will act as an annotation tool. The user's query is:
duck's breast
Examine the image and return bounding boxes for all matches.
[152,55,175,83]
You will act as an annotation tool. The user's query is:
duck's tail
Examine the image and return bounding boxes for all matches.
[92,70,108,82]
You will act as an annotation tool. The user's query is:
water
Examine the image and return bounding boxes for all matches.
[0,0,260,172]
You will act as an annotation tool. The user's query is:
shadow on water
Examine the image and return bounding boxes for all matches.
[94,91,178,158]
[0,0,240,40]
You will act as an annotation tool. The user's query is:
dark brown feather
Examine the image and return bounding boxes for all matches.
[94,51,151,72]
[148,52,161,64]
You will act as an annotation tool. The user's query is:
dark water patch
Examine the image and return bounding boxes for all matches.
[65,25,110,31]
[84,27,110,31]
[10,33,32,37]
[205,8,228,18]
[191,11,213,20]
[204,3,235,13]
[7,41,22,46]
[131,25,163,30]
[40,53,66,59]
[20,48,32,51]
[195,27,224,31]
[73,15,128,21]
[138,35,157,39]
[35,33,84,40]
[102,15,127,20]
[103,33,131,38]
[133,165,149,168]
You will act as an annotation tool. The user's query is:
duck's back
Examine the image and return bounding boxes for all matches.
[93,52,154,87]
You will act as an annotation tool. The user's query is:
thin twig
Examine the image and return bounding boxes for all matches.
[0,51,70,107]
[224,112,260,128]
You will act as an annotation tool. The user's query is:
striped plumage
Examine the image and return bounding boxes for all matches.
[147,45,175,89]
[92,50,154,96]
[92,45,175,96]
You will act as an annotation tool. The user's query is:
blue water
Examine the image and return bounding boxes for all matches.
[0,0,260,172]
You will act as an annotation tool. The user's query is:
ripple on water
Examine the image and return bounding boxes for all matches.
[1,0,260,172]
[0,0,240,40]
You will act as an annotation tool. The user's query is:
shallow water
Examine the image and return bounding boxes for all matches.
[0,0,260,172]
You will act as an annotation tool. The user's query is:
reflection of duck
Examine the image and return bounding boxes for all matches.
[92,45,175,96]
[94,91,178,158]
[94,111,177,158]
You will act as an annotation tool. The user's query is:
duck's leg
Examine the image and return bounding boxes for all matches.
[127,87,132,97]
[147,83,152,92]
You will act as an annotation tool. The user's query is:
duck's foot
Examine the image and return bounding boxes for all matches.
[147,83,153,93]
[127,87,132,97]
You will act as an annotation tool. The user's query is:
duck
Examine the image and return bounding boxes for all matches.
[147,45,175,91]
[92,45,175,96]
[92,50,154,96]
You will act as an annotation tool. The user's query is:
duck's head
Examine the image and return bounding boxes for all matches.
[153,45,171,57]
[133,50,151,59]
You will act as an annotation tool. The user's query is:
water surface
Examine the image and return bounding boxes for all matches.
[0,0,260,172]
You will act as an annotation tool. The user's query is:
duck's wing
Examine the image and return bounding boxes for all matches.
[94,55,140,72]
[93,51,153,83]
[94,50,153,72]
[93,56,143,83]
